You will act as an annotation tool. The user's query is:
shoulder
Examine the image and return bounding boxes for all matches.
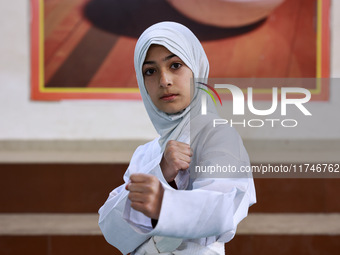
[193,114,241,144]
[133,137,160,154]
[127,137,162,172]
[192,114,249,163]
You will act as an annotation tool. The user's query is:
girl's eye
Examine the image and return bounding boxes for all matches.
[144,68,156,76]
[171,63,182,69]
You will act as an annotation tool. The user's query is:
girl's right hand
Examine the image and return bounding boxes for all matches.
[160,140,192,182]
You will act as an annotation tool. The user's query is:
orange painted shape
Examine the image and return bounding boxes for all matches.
[87,36,138,88]
[44,20,91,83]
[31,0,42,100]
[44,0,85,39]
[44,0,87,63]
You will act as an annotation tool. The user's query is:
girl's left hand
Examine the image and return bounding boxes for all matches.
[125,173,164,220]
[160,140,192,182]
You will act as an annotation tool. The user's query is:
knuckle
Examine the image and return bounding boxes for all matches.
[150,185,157,194]
[146,185,155,194]
[173,159,181,167]
[145,203,153,214]
[168,140,176,145]
[130,202,137,210]
[143,184,151,193]
[168,153,176,161]
[167,141,177,149]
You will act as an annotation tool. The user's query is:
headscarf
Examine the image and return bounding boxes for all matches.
[134,21,216,151]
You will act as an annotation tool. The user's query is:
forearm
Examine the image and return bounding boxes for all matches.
[98,187,151,254]
[151,178,254,240]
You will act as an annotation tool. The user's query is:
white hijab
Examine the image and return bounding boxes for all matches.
[134,22,217,151]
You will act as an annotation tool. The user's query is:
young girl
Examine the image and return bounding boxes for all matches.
[99,21,256,255]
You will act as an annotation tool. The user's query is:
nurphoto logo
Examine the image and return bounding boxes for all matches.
[198,82,312,128]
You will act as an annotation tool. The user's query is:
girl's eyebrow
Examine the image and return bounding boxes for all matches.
[143,54,178,66]
[163,54,177,61]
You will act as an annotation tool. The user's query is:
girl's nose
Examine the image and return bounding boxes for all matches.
[159,71,172,88]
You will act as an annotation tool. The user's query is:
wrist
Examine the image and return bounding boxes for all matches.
[160,157,174,182]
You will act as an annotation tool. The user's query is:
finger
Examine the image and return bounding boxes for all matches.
[130,173,152,183]
[167,140,189,147]
[166,141,192,157]
[178,154,191,164]
[127,182,149,193]
[130,201,147,215]
[179,147,192,157]
[177,161,190,170]
[177,141,191,153]
[128,192,146,203]
[170,154,191,166]
[125,180,131,190]
[129,182,160,195]
[167,140,191,151]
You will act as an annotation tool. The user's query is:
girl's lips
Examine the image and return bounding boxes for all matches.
[160,94,178,101]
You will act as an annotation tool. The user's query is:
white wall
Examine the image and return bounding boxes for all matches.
[0,0,339,163]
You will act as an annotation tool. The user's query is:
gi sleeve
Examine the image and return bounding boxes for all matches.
[98,139,163,255]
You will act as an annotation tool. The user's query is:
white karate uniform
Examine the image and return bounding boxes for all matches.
[98,22,256,255]
[99,114,255,254]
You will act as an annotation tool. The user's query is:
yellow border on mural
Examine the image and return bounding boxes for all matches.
[314,0,323,93]
[316,0,322,80]
[38,0,324,95]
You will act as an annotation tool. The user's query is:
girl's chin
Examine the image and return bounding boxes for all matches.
[156,101,190,114]
[163,107,187,115]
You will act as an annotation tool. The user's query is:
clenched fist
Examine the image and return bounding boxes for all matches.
[125,173,164,219]
[160,140,192,182]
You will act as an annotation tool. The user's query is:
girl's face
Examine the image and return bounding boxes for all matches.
[142,45,193,114]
